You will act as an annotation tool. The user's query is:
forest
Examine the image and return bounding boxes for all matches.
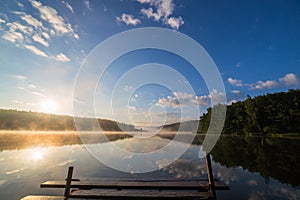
[0,109,136,131]
[200,89,300,134]
[162,89,300,135]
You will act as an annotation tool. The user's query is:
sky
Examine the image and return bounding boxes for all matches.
[0,0,299,126]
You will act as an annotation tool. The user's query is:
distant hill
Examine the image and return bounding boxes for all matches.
[0,109,136,131]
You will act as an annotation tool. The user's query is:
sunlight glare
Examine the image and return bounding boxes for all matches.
[28,147,47,161]
[41,99,58,113]
[31,151,43,160]
[31,149,44,161]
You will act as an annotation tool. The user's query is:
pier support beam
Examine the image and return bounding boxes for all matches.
[206,153,216,199]
[64,166,74,197]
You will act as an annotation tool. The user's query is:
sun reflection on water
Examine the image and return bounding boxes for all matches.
[29,148,46,161]
[31,151,43,160]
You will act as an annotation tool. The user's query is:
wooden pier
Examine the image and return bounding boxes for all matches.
[21,154,229,199]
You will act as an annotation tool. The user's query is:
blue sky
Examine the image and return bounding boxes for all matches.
[0,0,299,126]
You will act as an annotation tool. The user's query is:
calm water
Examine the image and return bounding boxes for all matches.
[0,132,299,200]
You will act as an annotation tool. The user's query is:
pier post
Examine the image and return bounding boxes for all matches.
[64,166,74,197]
[206,153,216,199]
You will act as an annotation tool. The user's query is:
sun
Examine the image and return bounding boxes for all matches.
[41,99,58,113]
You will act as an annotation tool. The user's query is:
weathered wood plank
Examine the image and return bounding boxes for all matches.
[44,177,215,182]
[41,180,229,191]
[69,189,214,199]
[21,196,65,200]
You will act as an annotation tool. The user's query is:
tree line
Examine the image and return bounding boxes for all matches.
[0,109,136,131]
[200,89,300,134]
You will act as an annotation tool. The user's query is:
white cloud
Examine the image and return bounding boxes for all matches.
[50,29,55,35]
[62,1,75,14]
[127,105,136,111]
[2,1,78,61]
[17,2,24,8]
[20,14,43,29]
[28,84,36,89]
[73,33,79,39]
[0,18,5,23]
[15,75,27,80]
[124,85,133,92]
[54,53,70,62]
[248,73,299,90]
[250,80,278,90]
[82,0,91,15]
[157,95,179,108]
[208,89,226,105]
[13,100,24,104]
[11,11,25,15]
[84,0,91,11]
[31,91,46,97]
[42,32,50,40]
[231,90,241,94]
[138,0,184,29]
[141,8,160,21]
[24,45,48,57]
[116,14,141,26]
[157,91,208,108]
[2,30,24,43]
[279,73,299,86]
[137,0,151,3]
[33,33,49,47]
[7,22,33,34]
[73,98,86,105]
[167,16,184,30]
[29,0,76,37]
[227,77,243,87]
[159,0,174,21]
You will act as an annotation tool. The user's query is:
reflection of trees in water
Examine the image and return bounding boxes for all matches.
[157,133,205,145]
[210,136,300,187]
[0,133,132,151]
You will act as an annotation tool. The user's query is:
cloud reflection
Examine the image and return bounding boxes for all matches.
[57,159,76,166]
[6,168,25,175]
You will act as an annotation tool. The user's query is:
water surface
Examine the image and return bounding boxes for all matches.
[0,132,299,200]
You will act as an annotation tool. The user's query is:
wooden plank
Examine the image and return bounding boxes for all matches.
[41,180,228,191]
[21,196,65,200]
[71,177,213,182]
[69,189,214,199]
